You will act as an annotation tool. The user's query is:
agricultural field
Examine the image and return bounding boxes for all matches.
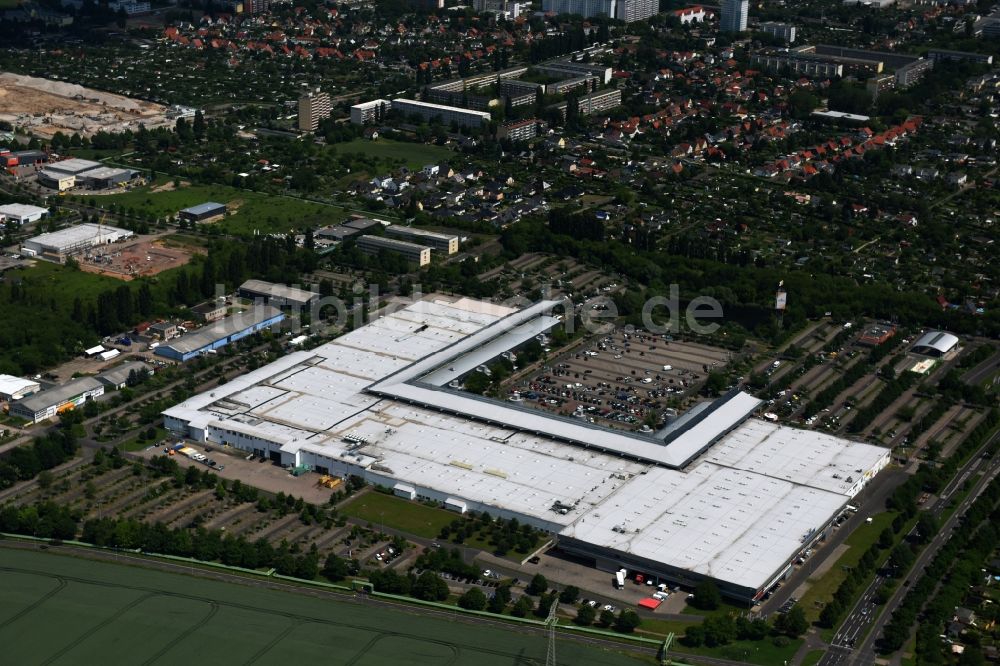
[0,547,648,666]
[97,180,348,235]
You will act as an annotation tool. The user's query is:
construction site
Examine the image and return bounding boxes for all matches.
[79,236,196,280]
[0,72,181,139]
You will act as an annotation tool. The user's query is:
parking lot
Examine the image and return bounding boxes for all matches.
[134,442,337,505]
[475,547,694,616]
[503,328,732,431]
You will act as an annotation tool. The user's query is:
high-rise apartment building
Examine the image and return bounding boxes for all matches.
[615,0,658,23]
[720,0,748,32]
[298,90,331,132]
[542,0,615,18]
[542,0,657,21]
[759,21,796,43]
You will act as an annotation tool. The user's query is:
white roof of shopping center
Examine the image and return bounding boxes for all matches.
[163,295,891,594]
[562,462,849,591]
[419,315,559,386]
[701,419,890,495]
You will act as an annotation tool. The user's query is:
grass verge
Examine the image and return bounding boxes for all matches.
[798,511,898,623]
[340,491,456,539]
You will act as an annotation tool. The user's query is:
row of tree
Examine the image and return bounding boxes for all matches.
[880,474,1000,653]
[0,430,78,491]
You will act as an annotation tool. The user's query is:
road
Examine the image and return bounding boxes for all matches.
[820,429,1000,666]
[962,351,1000,388]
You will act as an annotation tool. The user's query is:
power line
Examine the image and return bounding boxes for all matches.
[545,598,559,666]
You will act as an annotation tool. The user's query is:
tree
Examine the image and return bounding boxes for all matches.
[889,543,915,573]
[682,625,705,647]
[322,554,350,581]
[458,587,487,610]
[736,615,770,640]
[193,110,206,140]
[534,591,557,618]
[914,512,939,545]
[878,527,894,549]
[703,615,736,647]
[575,604,595,626]
[819,600,843,628]
[598,609,615,627]
[511,596,534,617]
[959,646,986,666]
[778,606,808,637]
[614,609,641,633]
[488,585,511,613]
[692,580,721,611]
[559,585,580,604]
[527,573,548,596]
[702,371,729,397]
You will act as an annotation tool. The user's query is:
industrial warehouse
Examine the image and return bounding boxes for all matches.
[154,305,285,362]
[163,297,890,602]
[10,376,104,423]
[0,203,49,225]
[20,223,134,263]
[36,157,139,191]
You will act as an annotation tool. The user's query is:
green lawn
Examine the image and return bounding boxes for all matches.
[636,618,696,636]
[671,637,802,666]
[96,181,348,235]
[333,138,454,170]
[798,511,899,622]
[0,546,648,666]
[639,609,803,665]
[121,426,169,452]
[340,491,456,539]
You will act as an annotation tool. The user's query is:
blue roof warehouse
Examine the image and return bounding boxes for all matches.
[178,202,227,223]
[154,306,285,362]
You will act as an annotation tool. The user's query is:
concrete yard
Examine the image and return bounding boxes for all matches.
[134,443,338,505]
[79,236,197,281]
